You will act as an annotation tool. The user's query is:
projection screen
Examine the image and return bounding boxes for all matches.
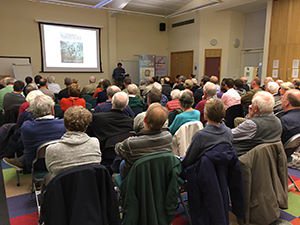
[39,22,102,72]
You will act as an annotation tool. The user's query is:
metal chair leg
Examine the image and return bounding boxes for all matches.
[289,175,300,192]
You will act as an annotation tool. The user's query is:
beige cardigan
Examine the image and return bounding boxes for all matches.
[239,142,288,225]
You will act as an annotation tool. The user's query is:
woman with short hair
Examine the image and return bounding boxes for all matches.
[45,106,101,177]
[169,90,200,135]
[60,83,86,112]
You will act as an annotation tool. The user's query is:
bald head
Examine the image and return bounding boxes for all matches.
[89,76,96,83]
[112,91,128,110]
[144,103,168,131]
[210,76,219,84]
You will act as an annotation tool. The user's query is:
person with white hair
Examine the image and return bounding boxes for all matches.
[3,94,66,172]
[94,85,134,117]
[231,91,282,156]
[195,81,217,123]
[266,81,282,113]
[88,91,133,159]
[81,75,97,95]
[127,84,144,116]
[47,75,61,94]
[166,89,181,112]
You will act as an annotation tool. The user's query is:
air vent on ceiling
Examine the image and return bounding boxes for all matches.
[172,19,195,28]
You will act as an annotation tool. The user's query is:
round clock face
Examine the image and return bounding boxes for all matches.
[233,38,240,48]
[210,39,218,46]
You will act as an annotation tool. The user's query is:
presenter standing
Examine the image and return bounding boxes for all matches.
[112,62,126,88]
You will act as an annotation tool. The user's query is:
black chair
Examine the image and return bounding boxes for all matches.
[40,164,120,225]
[3,104,21,124]
[225,104,244,128]
[101,132,135,172]
[284,133,300,192]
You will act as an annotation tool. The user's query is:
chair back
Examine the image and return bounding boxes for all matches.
[101,132,135,168]
[3,104,21,124]
[172,120,203,157]
[284,133,300,159]
[40,164,120,225]
[121,151,181,225]
[32,140,59,173]
[225,104,244,128]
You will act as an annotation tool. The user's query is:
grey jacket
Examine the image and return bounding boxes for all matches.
[239,142,288,225]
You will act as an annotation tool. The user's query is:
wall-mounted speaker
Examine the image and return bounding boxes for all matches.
[159,23,166,32]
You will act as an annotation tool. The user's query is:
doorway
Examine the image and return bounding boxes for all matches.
[204,49,222,79]
[170,51,193,81]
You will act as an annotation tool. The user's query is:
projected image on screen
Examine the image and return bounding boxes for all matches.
[39,23,101,72]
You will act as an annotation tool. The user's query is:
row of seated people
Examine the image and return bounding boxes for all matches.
[1,84,299,223]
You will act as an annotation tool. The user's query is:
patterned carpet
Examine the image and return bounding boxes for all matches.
[1,161,300,225]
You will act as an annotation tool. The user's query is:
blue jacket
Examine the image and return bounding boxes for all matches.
[184,143,244,225]
[21,118,65,171]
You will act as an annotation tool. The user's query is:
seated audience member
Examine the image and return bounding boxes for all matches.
[293,79,300,90]
[88,92,133,143]
[280,89,300,144]
[240,76,250,91]
[39,78,55,100]
[47,75,61,94]
[94,85,134,117]
[34,75,42,87]
[3,95,66,171]
[241,77,262,113]
[60,83,86,112]
[24,76,33,92]
[191,78,200,93]
[169,90,200,135]
[127,84,144,116]
[3,80,25,112]
[232,91,282,156]
[93,79,104,98]
[97,79,111,103]
[115,103,172,178]
[45,106,101,178]
[210,75,221,93]
[134,90,165,132]
[279,82,295,96]
[195,81,217,124]
[0,77,14,110]
[276,79,284,86]
[122,77,132,94]
[262,76,274,90]
[81,75,97,95]
[161,76,172,100]
[266,81,281,113]
[173,75,185,90]
[184,79,194,91]
[194,76,210,106]
[19,88,44,116]
[166,89,181,112]
[221,78,241,110]
[234,79,247,96]
[58,77,72,100]
[23,82,38,97]
[182,98,232,168]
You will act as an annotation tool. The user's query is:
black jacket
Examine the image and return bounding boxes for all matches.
[88,109,133,143]
[40,164,120,225]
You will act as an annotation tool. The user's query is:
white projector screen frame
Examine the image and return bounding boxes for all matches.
[39,22,102,72]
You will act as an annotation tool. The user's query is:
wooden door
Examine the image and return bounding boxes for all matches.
[204,49,222,79]
[170,51,193,81]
